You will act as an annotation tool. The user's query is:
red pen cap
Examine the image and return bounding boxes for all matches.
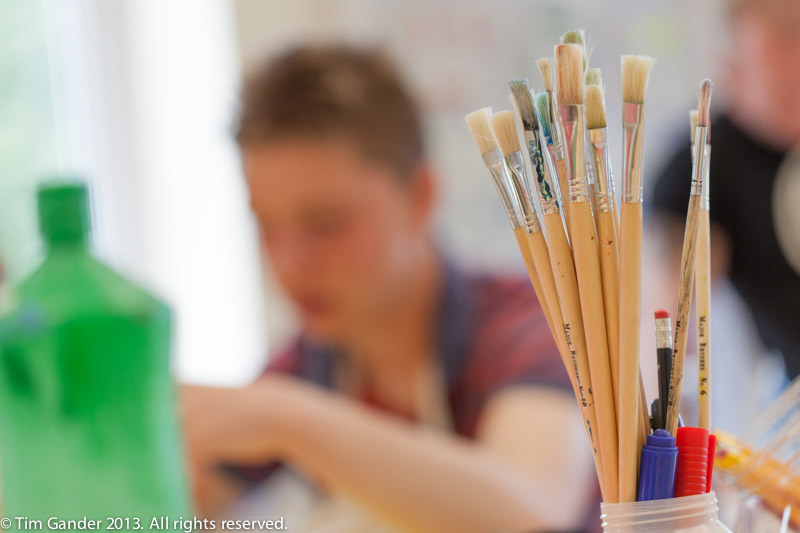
[675,427,710,497]
[706,433,716,492]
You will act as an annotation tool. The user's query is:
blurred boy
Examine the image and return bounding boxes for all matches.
[183,45,595,532]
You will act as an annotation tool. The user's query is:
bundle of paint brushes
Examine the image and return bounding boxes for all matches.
[466,29,715,504]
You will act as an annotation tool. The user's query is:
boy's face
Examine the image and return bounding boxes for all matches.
[243,137,431,342]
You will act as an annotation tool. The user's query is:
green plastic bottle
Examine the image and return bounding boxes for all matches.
[0,182,190,524]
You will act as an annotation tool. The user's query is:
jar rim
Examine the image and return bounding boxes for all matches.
[600,491,720,527]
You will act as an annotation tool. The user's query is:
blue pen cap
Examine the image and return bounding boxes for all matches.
[637,429,678,501]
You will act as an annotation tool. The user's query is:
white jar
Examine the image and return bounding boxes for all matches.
[600,492,732,532]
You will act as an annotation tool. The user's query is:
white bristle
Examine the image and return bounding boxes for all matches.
[536,57,553,93]
[490,110,522,157]
[465,107,498,156]
[621,55,655,104]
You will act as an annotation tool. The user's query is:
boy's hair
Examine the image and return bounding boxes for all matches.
[235,45,425,180]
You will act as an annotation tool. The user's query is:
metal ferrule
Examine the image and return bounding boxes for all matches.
[503,150,541,233]
[702,145,711,210]
[655,317,673,350]
[691,126,708,197]
[622,102,645,203]
[588,127,614,213]
[482,150,524,229]
[546,91,566,161]
[690,143,711,209]
[523,129,560,216]
[540,126,560,188]
[585,142,597,189]
[558,104,590,203]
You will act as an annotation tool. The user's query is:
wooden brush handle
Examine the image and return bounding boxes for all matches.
[570,201,619,502]
[514,227,556,343]
[598,209,652,449]
[541,212,608,501]
[555,158,573,243]
[618,201,643,503]
[696,209,712,430]
[529,229,618,494]
[598,210,651,452]
[597,210,620,408]
[666,194,702,435]
[638,369,651,445]
[526,230,573,384]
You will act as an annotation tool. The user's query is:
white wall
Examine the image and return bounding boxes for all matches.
[38,0,268,386]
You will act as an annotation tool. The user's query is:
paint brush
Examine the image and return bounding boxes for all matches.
[561,29,590,72]
[555,43,619,503]
[465,108,522,228]
[465,108,554,340]
[692,109,713,431]
[586,69,651,443]
[536,57,571,242]
[507,81,572,362]
[586,69,619,234]
[492,104,610,497]
[534,98,611,501]
[488,110,559,343]
[618,54,655,503]
[665,80,714,436]
[585,74,621,406]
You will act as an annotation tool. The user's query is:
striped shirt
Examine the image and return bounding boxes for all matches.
[231,263,601,531]
[265,264,572,437]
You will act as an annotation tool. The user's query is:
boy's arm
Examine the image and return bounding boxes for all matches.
[183,376,593,532]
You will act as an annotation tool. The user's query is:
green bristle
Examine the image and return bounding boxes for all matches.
[560,29,586,47]
[561,29,590,71]
[534,93,552,140]
[585,67,602,87]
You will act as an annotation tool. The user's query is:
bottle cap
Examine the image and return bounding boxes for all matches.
[38,181,90,246]
[675,426,710,497]
[637,429,678,501]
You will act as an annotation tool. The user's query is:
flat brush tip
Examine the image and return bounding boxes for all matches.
[689,110,698,144]
[535,57,553,93]
[585,67,602,87]
[489,110,522,156]
[465,107,498,156]
[585,85,607,129]
[555,44,584,105]
[508,79,538,132]
[621,55,655,104]
[560,29,586,47]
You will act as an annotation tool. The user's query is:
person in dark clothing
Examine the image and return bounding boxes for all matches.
[652,0,800,376]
